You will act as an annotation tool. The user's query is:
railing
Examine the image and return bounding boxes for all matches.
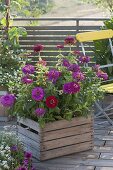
[13,17,110,66]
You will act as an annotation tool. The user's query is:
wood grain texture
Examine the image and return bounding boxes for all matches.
[18,116,93,161]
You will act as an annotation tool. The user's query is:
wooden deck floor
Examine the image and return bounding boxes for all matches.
[1,119,113,170]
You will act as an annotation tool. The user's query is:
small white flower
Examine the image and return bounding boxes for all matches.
[5,146,10,151]
[3,164,10,169]
[59,90,63,95]
[2,160,8,165]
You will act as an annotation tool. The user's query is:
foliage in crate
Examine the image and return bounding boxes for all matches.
[0,36,107,127]
[0,132,35,170]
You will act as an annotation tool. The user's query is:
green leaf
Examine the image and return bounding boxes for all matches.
[54,116,63,120]
[17,27,27,37]
[64,111,73,121]
[106,58,113,74]
[1,17,6,26]
[12,1,22,10]
[38,118,45,128]
[0,4,6,12]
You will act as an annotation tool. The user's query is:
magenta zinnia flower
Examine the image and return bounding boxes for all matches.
[10,145,18,152]
[64,36,76,45]
[57,44,64,49]
[72,72,85,82]
[47,69,61,83]
[21,76,33,84]
[73,50,81,56]
[0,94,15,107]
[23,159,29,166]
[79,56,90,63]
[33,44,44,52]
[68,64,80,72]
[24,151,32,159]
[37,59,47,66]
[63,82,80,94]
[96,70,108,80]
[17,167,27,170]
[35,108,46,117]
[62,59,70,67]
[22,64,35,74]
[92,64,100,72]
[32,87,44,101]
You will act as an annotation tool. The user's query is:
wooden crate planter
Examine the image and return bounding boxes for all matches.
[17,115,93,161]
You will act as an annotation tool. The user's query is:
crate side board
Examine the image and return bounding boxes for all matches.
[43,115,92,132]
[40,141,93,160]
[41,132,93,151]
[42,123,93,141]
[17,115,93,161]
[17,117,41,132]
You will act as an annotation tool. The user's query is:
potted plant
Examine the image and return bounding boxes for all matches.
[0,132,35,170]
[0,36,107,160]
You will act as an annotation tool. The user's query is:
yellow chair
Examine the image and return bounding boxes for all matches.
[76,29,113,125]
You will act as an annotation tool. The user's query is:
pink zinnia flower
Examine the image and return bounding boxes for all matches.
[22,64,35,74]
[62,58,70,67]
[73,50,81,56]
[21,76,33,84]
[31,87,44,101]
[47,69,61,83]
[72,72,85,82]
[92,64,100,72]
[24,151,32,159]
[79,56,90,63]
[57,44,64,49]
[33,44,44,53]
[35,108,46,117]
[96,70,108,80]
[63,82,80,94]
[0,94,15,107]
[68,64,80,72]
[37,59,47,66]
[64,36,76,45]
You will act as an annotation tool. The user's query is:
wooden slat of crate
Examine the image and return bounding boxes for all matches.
[17,125,40,142]
[18,140,40,159]
[17,117,41,132]
[41,132,92,151]
[43,115,92,132]
[18,133,40,151]
[42,123,92,141]
[18,127,40,159]
[40,141,93,160]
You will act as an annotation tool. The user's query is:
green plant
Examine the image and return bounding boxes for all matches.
[0,132,35,170]
[0,0,27,87]
[93,18,113,78]
[1,36,106,127]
